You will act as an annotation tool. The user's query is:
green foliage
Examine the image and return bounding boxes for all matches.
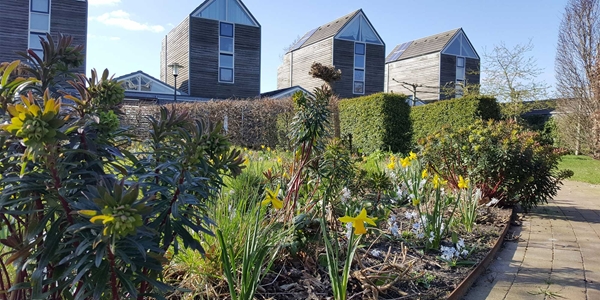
[88,69,125,109]
[339,93,411,154]
[419,119,571,211]
[0,42,244,299]
[410,95,501,144]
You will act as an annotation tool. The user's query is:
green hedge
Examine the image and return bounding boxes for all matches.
[339,93,411,154]
[410,95,501,144]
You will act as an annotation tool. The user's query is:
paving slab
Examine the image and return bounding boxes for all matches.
[463,180,600,300]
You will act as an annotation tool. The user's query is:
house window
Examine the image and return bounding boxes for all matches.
[29,0,50,59]
[455,57,466,97]
[219,22,234,83]
[353,42,365,94]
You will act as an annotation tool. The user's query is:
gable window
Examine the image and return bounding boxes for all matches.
[336,13,383,45]
[353,42,365,94]
[219,22,234,83]
[455,57,466,97]
[193,0,258,27]
[29,0,50,59]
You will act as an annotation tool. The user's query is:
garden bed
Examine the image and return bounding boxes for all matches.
[198,206,512,300]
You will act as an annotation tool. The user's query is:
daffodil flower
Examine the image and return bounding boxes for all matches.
[458,175,469,189]
[409,151,418,161]
[400,157,411,168]
[422,169,428,179]
[433,174,447,189]
[277,156,282,164]
[339,208,377,235]
[261,185,283,209]
[387,161,395,170]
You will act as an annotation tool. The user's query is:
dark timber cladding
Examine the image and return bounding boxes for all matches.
[51,0,88,74]
[161,17,190,94]
[188,18,260,99]
[0,1,30,63]
[440,54,457,99]
[333,39,385,99]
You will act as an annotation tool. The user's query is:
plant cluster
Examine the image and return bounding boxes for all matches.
[419,119,572,211]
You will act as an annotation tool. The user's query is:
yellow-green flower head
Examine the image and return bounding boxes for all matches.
[261,185,283,209]
[1,91,66,149]
[339,208,377,235]
[458,175,470,189]
[412,198,421,206]
[422,169,428,179]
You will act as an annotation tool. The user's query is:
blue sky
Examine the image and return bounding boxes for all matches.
[87,0,568,94]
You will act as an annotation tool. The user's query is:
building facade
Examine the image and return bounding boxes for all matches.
[0,0,88,74]
[160,0,261,99]
[277,10,385,99]
[384,28,479,102]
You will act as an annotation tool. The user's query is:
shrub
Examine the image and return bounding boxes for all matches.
[419,119,571,211]
[410,95,501,144]
[339,93,411,154]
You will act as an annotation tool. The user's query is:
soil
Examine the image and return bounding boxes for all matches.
[257,206,512,300]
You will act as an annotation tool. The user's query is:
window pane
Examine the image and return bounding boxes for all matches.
[220,68,233,82]
[354,54,365,68]
[456,66,465,80]
[457,57,465,67]
[354,69,364,81]
[29,33,45,50]
[353,81,364,94]
[220,54,233,68]
[30,13,49,32]
[220,22,233,37]
[196,0,226,21]
[31,0,49,13]
[226,0,255,26]
[32,49,44,60]
[338,16,360,40]
[355,43,365,55]
[220,37,233,52]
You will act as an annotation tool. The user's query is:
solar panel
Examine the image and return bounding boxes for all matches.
[387,41,412,62]
[289,27,319,51]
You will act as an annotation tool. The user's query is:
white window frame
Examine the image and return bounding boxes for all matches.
[28,0,51,58]
[455,56,466,97]
[353,42,366,95]
[218,21,235,84]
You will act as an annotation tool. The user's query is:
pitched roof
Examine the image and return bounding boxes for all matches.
[190,0,260,27]
[260,86,312,99]
[289,10,360,52]
[114,70,187,95]
[386,28,460,63]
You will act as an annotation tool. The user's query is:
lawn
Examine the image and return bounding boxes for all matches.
[559,155,600,185]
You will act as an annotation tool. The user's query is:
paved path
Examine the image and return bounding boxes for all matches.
[464,180,600,300]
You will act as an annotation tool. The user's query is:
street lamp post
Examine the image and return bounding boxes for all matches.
[168,63,183,102]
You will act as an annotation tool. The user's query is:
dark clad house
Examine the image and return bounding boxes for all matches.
[160,0,261,99]
[0,0,88,74]
[385,28,480,101]
[278,10,385,99]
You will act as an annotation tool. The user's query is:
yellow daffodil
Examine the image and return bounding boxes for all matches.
[277,156,282,164]
[400,157,411,168]
[261,185,283,209]
[409,151,418,161]
[389,155,396,163]
[267,146,271,152]
[387,161,395,170]
[283,171,290,180]
[458,175,469,189]
[412,198,421,206]
[422,169,428,179]
[433,174,447,189]
[244,147,248,151]
[339,208,377,235]
[261,145,265,149]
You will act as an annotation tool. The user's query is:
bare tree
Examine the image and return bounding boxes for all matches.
[482,40,549,119]
[556,0,600,157]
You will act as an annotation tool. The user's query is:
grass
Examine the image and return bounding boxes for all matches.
[558,155,600,185]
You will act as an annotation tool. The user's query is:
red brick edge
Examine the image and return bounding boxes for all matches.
[446,208,514,300]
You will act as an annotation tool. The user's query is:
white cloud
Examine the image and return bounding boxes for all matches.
[89,0,121,6]
[90,10,164,33]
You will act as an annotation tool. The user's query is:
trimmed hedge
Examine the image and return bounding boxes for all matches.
[410,95,501,144]
[339,93,411,154]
